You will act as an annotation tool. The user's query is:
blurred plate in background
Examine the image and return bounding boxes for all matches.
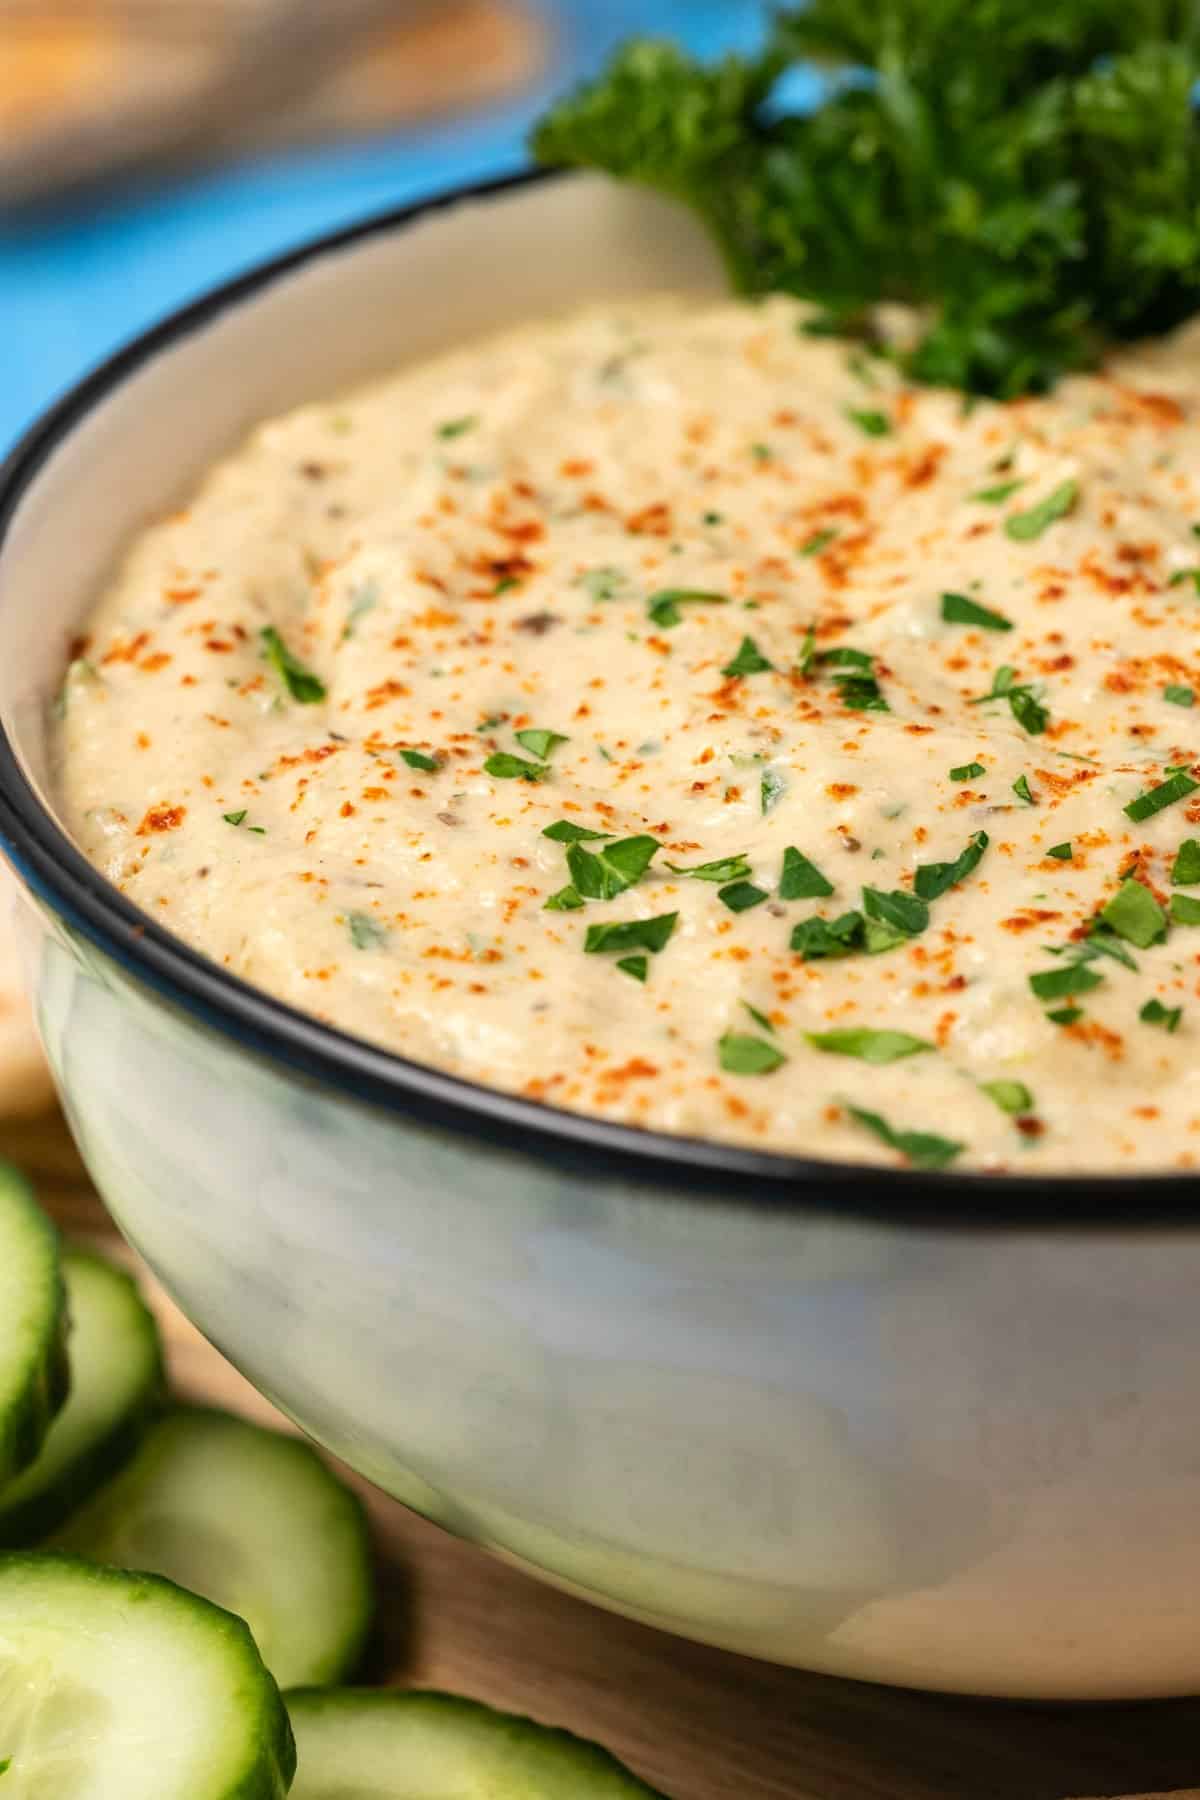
[0,0,546,205]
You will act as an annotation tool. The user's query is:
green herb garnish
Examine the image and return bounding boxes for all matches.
[223,810,247,826]
[1046,841,1073,860]
[261,627,326,703]
[844,1104,963,1170]
[790,912,867,960]
[862,886,929,938]
[348,912,388,950]
[400,748,440,772]
[515,728,568,759]
[584,912,678,955]
[576,567,627,603]
[719,880,768,913]
[950,762,986,782]
[485,751,549,782]
[436,415,478,439]
[544,885,585,911]
[718,1032,787,1075]
[761,768,787,814]
[1164,684,1195,707]
[666,853,752,883]
[618,955,649,982]
[973,480,1025,504]
[941,593,1012,632]
[799,528,838,557]
[1012,774,1036,804]
[567,835,660,901]
[982,1079,1034,1115]
[543,820,613,844]
[1099,877,1168,949]
[972,667,1047,736]
[742,1002,775,1033]
[1169,569,1200,593]
[1172,839,1200,884]
[1171,893,1200,925]
[1047,1005,1083,1025]
[846,408,891,437]
[1004,480,1079,541]
[646,588,729,628]
[1141,997,1182,1031]
[817,646,889,712]
[806,1028,933,1065]
[722,635,773,677]
[1029,964,1105,1001]
[533,15,1200,400]
[914,830,989,901]
[779,846,834,900]
[1124,769,1200,822]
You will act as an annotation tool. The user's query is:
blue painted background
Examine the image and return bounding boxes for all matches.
[0,2,773,454]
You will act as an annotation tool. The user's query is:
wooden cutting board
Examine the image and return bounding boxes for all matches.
[9,1109,1200,1800]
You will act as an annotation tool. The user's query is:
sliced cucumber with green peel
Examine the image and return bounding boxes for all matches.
[0,1553,294,1797]
[0,1163,67,1486]
[55,1407,372,1686]
[0,1249,164,1546]
[285,1689,667,1798]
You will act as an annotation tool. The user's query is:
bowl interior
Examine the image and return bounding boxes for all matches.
[0,172,723,816]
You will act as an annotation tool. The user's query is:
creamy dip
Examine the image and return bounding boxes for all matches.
[53,297,1200,1173]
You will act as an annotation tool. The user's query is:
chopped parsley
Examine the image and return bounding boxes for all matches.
[722,635,773,677]
[515,728,568,759]
[1013,774,1036,804]
[844,1104,963,1170]
[347,912,388,950]
[806,1028,933,1064]
[1029,964,1105,1001]
[1047,1006,1083,1025]
[543,820,612,843]
[779,846,834,900]
[1141,997,1182,1032]
[790,912,868,959]
[799,527,838,557]
[1170,893,1200,926]
[1168,569,1200,593]
[667,852,752,882]
[436,414,478,439]
[913,830,988,901]
[950,761,986,782]
[342,580,379,639]
[567,834,660,900]
[973,479,1025,504]
[544,886,585,912]
[646,588,728,628]
[761,768,787,814]
[1172,839,1200,884]
[862,886,929,938]
[742,1001,775,1033]
[941,592,1012,632]
[1099,878,1168,949]
[846,408,891,437]
[584,912,678,955]
[816,646,889,712]
[223,810,247,826]
[261,627,326,703]
[484,751,549,782]
[971,666,1047,736]
[719,880,768,913]
[1164,684,1195,707]
[718,1031,787,1075]
[1124,769,1200,822]
[981,1079,1034,1115]
[1004,480,1079,542]
[1047,841,1073,860]
[400,748,440,772]
[617,955,649,982]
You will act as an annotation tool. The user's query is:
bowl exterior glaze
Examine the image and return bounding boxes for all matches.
[4,174,1200,1698]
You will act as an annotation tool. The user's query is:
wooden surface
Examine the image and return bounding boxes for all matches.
[9,1110,1200,1800]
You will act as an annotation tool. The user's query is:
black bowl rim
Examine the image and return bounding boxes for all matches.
[1,164,1196,1226]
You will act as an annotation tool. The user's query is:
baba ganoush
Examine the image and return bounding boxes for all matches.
[53,296,1200,1174]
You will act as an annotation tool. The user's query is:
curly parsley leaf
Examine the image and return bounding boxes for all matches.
[533,14,1200,400]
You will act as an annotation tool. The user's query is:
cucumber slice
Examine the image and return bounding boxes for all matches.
[0,1249,164,1545]
[285,1689,667,1798]
[0,1162,67,1486]
[55,1407,372,1686]
[0,1553,294,1797]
